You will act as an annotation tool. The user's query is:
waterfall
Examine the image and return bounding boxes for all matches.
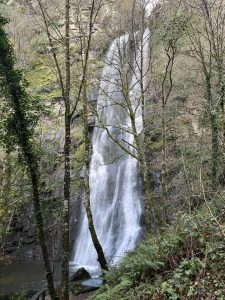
[71,2,156,275]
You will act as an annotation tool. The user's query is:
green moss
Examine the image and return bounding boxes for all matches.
[26,61,60,101]
[74,143,85,164]
[150,139,163,152]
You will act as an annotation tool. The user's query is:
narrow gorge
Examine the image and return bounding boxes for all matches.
[1,0,225,299]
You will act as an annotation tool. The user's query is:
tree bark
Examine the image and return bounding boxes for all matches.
[125,85,160,231]
[205,73,219,187]
[210,111,219,187]
[71,0,108,271]
[11,95,58,300]
[61,0,71,298]
[28,156,58,300]
[82,86,108,271]
[0,16,58,296]
[161,105,168,225]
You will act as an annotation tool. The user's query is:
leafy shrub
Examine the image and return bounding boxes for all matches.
[91,207,225,300]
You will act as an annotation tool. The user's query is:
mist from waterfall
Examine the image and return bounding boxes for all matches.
[71,2,156,275]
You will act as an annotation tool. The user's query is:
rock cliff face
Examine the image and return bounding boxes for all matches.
[4,205,40,258]
[1,0,212,263]
[1,0,115,259]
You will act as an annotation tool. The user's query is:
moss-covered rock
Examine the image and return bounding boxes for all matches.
[69,278,103,296]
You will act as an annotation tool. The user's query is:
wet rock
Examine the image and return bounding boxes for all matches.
[88,114,95,127]
[82,278,103,289]
[70,267,91,282]
[69,278,103,296]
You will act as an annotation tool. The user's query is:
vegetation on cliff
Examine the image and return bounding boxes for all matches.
[91,202,225,299]
[0,0,225,299]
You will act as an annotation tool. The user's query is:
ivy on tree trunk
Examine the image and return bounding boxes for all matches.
[0,14,58,300]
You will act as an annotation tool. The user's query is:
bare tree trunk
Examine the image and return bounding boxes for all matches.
[82,86,108,271]
[121,27,160,231]
[205,73,219,187]
[28,156,58,300]
[210,110,219,187]
[161,105,168,224]
[61,0,71,298]
[36,1,71,294]
[160,38,177,225]
[72,0,108,271]
[126,92,160,231]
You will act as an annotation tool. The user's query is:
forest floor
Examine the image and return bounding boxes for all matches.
[89,203,225,300]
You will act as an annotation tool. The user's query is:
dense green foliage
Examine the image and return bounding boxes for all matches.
[0,14,48,171]
[0,13,58,299]
[91,201,225,299]
[0,14,43,250]
[0,15,42,153]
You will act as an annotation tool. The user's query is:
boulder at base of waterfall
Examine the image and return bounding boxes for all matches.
[69,278,103,296]
[70,268,91,282]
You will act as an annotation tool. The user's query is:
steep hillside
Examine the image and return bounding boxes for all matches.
[0,0,225,299]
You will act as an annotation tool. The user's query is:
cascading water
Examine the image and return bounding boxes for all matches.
[72,2,157,275]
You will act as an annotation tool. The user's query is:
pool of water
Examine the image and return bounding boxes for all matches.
[0,259,45,296]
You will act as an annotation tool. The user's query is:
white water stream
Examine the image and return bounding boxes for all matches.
[72,1,157,275]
